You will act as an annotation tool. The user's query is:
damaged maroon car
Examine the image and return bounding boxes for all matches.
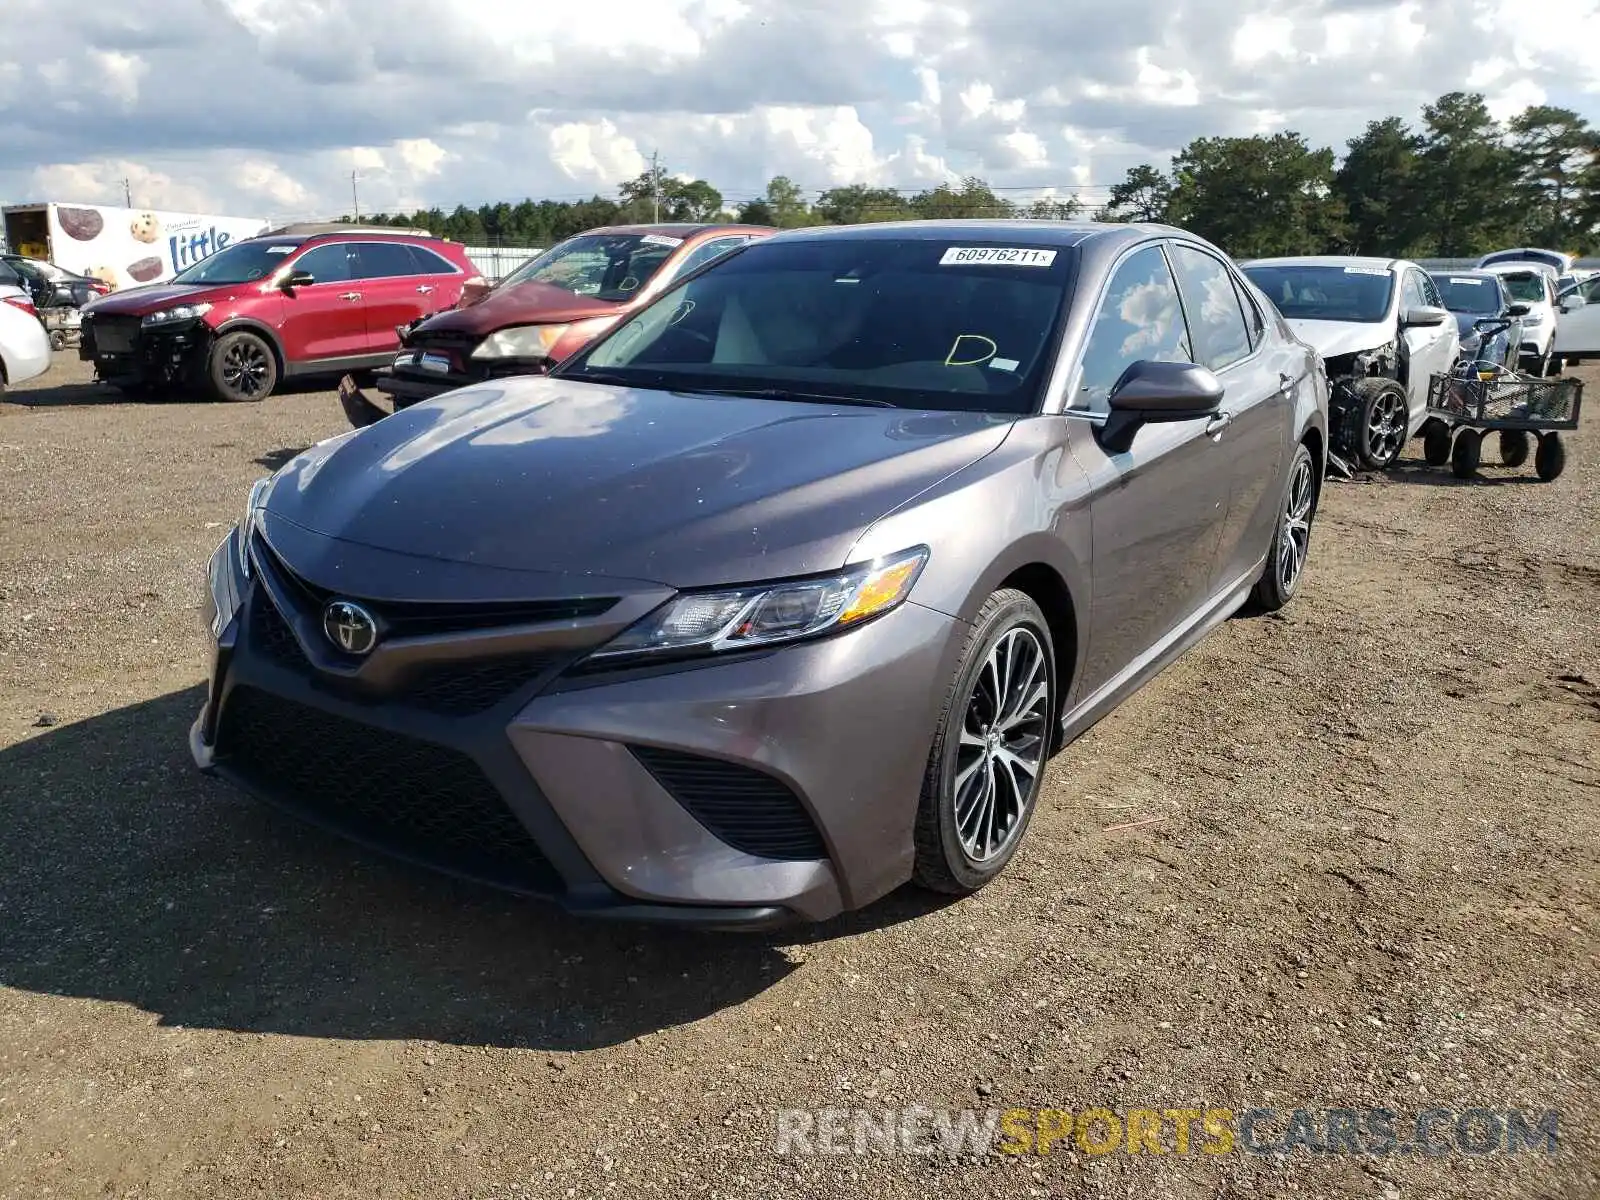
[338,222,773,426]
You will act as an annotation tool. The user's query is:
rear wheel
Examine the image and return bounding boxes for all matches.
[1498,429,1531,467]
[914,589,1055,896]
[1250,442,1317,613]
[1350,378,1408,469]
[1423,422,1453,466]
[1451,429,1482,479]
[1535,433,1566,482]
[208,330,277,403]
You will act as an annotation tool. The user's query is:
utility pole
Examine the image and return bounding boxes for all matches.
[351,170,361,223]
[650,150,660,223]
[121,178,132,207]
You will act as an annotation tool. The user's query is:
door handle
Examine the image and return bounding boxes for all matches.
[1205,411,1233,436]
[416,284,435,294]
[339,291,362,301]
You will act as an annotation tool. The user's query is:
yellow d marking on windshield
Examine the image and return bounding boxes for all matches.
[945,334,998,367]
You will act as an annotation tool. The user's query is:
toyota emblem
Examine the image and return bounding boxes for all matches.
[322,599,379,656]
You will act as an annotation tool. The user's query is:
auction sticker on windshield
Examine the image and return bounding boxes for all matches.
[1343,266,1389,276]
[939,247,1057,267]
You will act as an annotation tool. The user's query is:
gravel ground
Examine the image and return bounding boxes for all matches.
[1,354,1596,1200]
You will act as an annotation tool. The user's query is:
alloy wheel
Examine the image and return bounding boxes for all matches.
[953,626,1050,863]
[1365,390,1405,463]
[1277,452,1315,594]
[222,341,270,398]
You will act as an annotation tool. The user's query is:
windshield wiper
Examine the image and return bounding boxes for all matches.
[688,386,897,408]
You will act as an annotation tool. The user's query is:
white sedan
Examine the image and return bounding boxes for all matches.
[1554,275,1600,365]
[0,285,51,393]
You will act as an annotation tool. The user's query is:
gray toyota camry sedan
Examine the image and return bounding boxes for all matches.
[194,220,1327,929]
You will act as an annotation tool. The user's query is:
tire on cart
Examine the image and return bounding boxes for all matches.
[1451,429,1482,479]
[1534,433,1566,482]
[1423,422,1453,466]
[1498,429,1531,468]
[48,330,66,352]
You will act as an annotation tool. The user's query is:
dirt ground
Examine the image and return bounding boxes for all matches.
[1,353,1596,1200]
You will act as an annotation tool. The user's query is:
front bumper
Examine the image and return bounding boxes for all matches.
[374,345,553,410]
[80,314,208,387]
[193,527,960,927]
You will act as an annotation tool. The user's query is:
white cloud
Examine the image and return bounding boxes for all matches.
[0,0,1595,226]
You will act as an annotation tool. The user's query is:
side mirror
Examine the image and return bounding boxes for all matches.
[280,269,315,291]
[1507,302,1532,317]
[1098,360,1225,454]
[1559,293,1586,313]
[1401,305,1448,328]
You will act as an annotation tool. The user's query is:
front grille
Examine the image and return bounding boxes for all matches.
[216,686,563,893]
[87,315,140,355]
[402,652,567,716]
[250,591,309,667]
[250,535,616,635]
[630,746,827,861]
[246,584,572,716]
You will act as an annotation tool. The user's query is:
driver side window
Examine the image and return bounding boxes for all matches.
[1418,272,1444,309]
[290,244,354,285]
[1400,270,1427,310]
[1073,245,1192,412]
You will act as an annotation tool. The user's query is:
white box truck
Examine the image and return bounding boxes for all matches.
[2,202,270,291]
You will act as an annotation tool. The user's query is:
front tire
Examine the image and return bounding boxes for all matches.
[208,330,277,403]
[1451,429,1482,479]
[913,589,1055,896]
[1423,422,1453,467]
[1350,378,1408,469]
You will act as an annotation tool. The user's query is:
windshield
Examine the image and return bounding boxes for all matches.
[1431,275,1500,314]
[1494,272,1547,303]
[1240,264,1394,322]
[170,240,302,285]
[497,232,682,302]
[557,237,1074,415]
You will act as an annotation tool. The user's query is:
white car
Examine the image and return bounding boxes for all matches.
[0,284,51,394]
[1554,274,1600,364]
[1240,255,1458,469]
[1477,262,1560,374]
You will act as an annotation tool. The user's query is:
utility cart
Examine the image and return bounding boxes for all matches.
[1422,356,1583,483]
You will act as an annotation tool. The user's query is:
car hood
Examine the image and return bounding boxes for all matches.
[83,282,224,315]
[414,280,625,338]
[1285,318,1395,359]
[264,377,1012,589]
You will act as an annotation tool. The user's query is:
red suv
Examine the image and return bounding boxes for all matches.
[78,223,481,402]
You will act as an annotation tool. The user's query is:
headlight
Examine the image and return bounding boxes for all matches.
[236,476,271,579]
[142,302,213,327]
[1521,312,1544,327]
[588,546,930,664]
[471,324,569,360]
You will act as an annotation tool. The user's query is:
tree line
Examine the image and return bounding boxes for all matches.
[344,92,1599,259]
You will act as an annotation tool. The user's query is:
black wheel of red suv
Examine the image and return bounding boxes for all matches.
[209,330,277,402]
[914,588,1056,896]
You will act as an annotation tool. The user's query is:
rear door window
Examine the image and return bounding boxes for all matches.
[354,241,422,279]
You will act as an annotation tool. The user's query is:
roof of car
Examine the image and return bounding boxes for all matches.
[584,222,773,238]
[1241,255,1403,272]
[771,219,1171,248]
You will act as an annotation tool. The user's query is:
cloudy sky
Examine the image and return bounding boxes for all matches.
[0,0,1595,226]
